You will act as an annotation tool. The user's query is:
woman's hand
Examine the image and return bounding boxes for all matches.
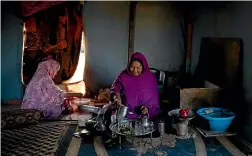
[110,92,122,105]
[58,40,67,50]
[140,106,148,115]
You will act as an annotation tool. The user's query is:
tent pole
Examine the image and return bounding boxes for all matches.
[127,2,137,62]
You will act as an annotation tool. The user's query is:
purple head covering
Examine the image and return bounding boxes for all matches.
[22,59,65,119]
[111,52,160,120]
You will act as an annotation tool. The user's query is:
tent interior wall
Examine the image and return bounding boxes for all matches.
[1,1,252,145]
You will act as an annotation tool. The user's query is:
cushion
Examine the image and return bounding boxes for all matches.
[1,109,42,130]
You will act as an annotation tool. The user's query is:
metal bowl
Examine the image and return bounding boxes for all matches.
[168,109,195,121]
[79,105,101,114]
[73,98,91,106]
[80,129,91,135]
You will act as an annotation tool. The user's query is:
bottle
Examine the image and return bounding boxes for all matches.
[158,120,165,136]
[110,111,117,138]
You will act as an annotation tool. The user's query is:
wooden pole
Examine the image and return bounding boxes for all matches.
[128,2,137,62]
[186,14,193,74]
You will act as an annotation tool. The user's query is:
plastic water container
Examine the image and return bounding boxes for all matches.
[197,107,236,132]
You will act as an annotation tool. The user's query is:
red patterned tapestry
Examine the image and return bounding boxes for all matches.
[23,2,83,85]
[20,1,65,17]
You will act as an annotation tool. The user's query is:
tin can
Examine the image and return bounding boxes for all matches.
[176,120,188,136]
[158,120,165,136]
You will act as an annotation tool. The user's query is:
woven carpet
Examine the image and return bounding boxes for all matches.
[204,138,232,156]
[78,136,233,156]
[104,138,196,156]
[2,122,70,156]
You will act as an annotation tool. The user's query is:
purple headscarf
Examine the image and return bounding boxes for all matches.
[22,59,65,119]
[111,52,160,120]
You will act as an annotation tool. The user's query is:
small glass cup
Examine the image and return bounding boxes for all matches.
[135,121,142,135]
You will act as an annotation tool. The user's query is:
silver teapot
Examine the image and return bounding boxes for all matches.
[115,105,128,122]
[141,114,151,127]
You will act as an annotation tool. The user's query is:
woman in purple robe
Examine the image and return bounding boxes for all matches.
[22,59,83,119]
[110,52,160,120]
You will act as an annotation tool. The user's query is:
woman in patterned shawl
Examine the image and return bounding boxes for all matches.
[22,59,83,119]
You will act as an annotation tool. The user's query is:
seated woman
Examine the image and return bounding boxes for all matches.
[110,52,160,120]
[22,59,83,119]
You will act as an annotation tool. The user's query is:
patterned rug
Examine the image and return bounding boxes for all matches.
[205,138,232,156]
[2,122,70,156]
[105,135,195,156]
[78,144,97,156]
[78,134,233,156]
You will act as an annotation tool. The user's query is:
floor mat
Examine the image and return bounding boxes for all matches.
[56,124,78,156]
[78,144,97,156]
[78,136,97,156]
[77,133,234,156]
[106,136,232,156]
[143,139,196,156]
[2,122,70,156]
[106,135,195,156]
[204,138,232,156]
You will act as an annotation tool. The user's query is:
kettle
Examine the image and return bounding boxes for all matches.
[115,105,128,122]
[141,113,151,127]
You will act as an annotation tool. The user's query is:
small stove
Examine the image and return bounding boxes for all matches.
[168,109,195,139]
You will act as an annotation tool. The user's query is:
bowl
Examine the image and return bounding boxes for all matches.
[197,107,235,132]
[168,108,195,120]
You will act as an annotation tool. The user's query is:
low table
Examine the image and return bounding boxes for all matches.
[110,119,156,149]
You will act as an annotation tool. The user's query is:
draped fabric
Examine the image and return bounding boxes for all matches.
[23,2,83,84]
[20,1,65,17]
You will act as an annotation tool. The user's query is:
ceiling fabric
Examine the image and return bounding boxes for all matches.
[20,1,65,17]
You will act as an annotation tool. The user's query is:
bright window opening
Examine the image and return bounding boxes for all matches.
[61,31,86,96]
[63,31,86,84]
[21,23,26,85]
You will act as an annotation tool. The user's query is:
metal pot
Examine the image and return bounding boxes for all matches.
[176,120,189,136]
[73,98,91,106]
